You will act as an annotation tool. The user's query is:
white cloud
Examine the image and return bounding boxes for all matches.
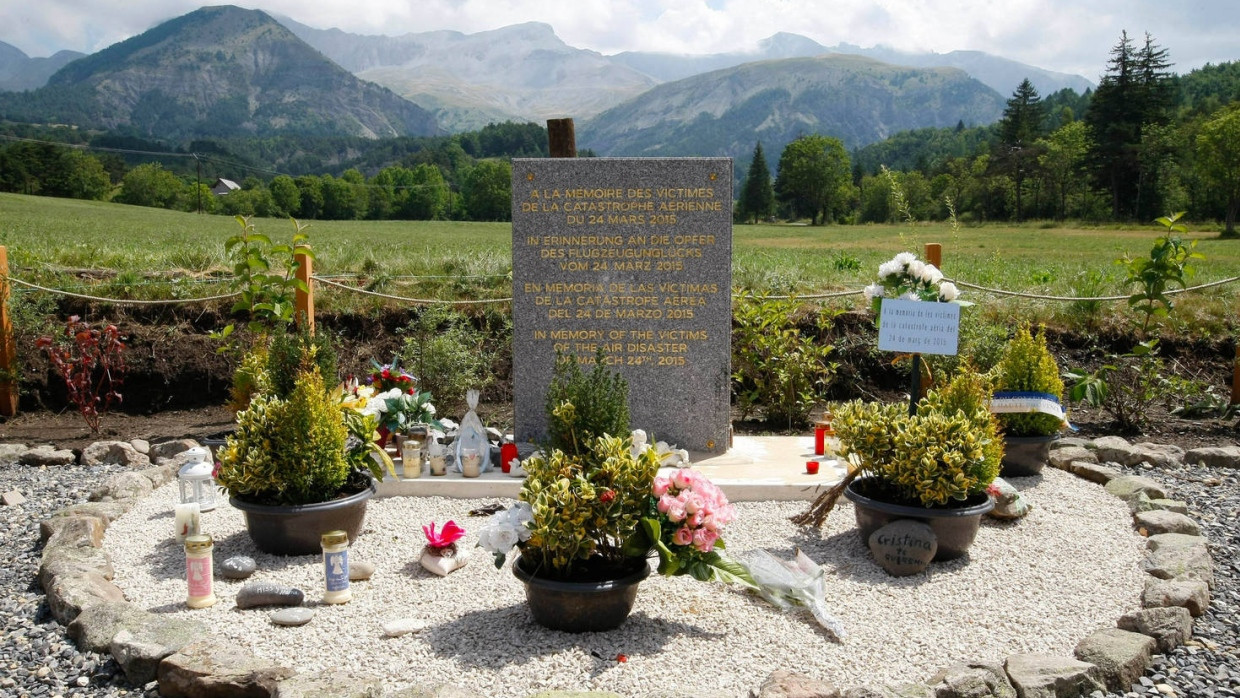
[0,0,1233,81]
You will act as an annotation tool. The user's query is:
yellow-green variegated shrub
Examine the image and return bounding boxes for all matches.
[993,323,1066,437]
[834,369,1002,507]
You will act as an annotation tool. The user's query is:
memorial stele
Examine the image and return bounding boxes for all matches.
[511,157,732,454]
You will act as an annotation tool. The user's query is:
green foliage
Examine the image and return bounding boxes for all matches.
[993,324,1066,436]
[1065,340,1163,433]
[211,215,312,346]
[217,365,350,505]
[731,291,837,429]
[519,432,662,578]
[228,342,270,412]
[1118,213,1204,333]
[460,160,512,222]
[1195,105,1240,235]
[834,369,1001,507]
[265,325,337,399]
[774,134,852,225]
[545,349,630,455]
[116,162,189,210]
[736,142,775,224]
[398,306,493,412]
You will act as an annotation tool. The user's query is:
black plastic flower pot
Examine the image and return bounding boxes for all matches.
[229,479,376,556]
[1000,434,1059,477]
[844,476,994,561]
[512,554,651,633]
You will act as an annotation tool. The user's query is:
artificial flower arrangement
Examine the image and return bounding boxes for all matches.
[862,251,962,312]
[347,362,443,443]
[421,520,468,576]
[476,351,750,585]
[368,358,417,394]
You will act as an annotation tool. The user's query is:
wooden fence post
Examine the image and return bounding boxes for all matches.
[547,118,577,158]
[925,242,942,270]
[294,245,314,337]
[1232,344,1239,406]
[0,246,17,417]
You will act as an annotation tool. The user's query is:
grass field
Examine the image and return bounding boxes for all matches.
[2,192,1237,334]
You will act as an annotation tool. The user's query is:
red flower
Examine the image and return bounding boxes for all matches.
[616,654,627,663]
[381,368,391,379]
[423,520,465,547]
[599,489,615,503]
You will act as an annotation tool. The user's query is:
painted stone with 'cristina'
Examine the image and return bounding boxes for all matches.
[868,520,937,576]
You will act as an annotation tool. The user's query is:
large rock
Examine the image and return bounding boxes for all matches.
[0,442,29,462]
[1142,544,1214,589]
[1061,462,1122,485]
[157,637,293,698]
[138,464,176,489]
[1048,446,1096,470]
[1133,510,1201,536]
[1146,533,1208,552]
[756,670,842,698]
[19,444,76,466]
[1090,436,1140,466]
[1003,654,1103,698]
[1184,446,1240,469]
[843,687,933,698]
[67,601,154,653]
[40,515,106,548]
[89,471,154,502]
[1142,577,1210,617]
[2,489,25,506]
[1117,607,1194,653]
[273,672,384,697]
[1133,443,1184,468]
[1104,476,1169,501]
[151,438,202,462]
[39,544,114,591]
[926,661,1015,697]
[1127,492,1189,515]
[46,571,126,624]
[51,501,129,525]
[1073,628,1156,692]
[82,440,151,467]
[111,617,205,685]
[868,520,937,576]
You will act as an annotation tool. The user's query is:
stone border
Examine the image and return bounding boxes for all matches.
[26,436,1237,698]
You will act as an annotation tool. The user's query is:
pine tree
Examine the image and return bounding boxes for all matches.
[996,78,1046,220]
[737,142,775,224]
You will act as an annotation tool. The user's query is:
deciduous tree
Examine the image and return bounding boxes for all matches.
[774,135,851,225]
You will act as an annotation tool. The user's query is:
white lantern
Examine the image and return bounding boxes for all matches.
[177,447,217,512]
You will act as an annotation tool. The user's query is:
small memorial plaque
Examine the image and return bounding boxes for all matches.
[877,299,960,355]
[511,158,732,454]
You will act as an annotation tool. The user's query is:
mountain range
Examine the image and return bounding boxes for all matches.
[0,5,1094,156]
[1,6,438,140]
[0,42,85,92]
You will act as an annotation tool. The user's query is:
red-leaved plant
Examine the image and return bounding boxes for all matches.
[35,316,125,433]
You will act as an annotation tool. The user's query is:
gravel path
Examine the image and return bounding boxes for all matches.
[2,455,1237,697]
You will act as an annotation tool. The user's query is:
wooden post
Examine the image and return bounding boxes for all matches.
[546,118,577,158]
[925,242,942,270]
[1232,344,1240,406]
[294,245,314,337]
[0,246,17,417]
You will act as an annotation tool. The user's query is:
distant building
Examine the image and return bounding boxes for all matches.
[211,178,241,195]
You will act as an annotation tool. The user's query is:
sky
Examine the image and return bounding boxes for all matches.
[2,0,1236,82]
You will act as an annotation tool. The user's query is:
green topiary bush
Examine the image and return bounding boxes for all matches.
[993,324,1065,437]
[545,348,629,455]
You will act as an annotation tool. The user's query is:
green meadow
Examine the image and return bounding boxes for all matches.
[2,192,1237,335]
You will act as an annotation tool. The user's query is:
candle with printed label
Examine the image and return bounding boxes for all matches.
[321,530,352,604]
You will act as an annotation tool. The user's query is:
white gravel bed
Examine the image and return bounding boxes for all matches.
[105,467,1144,697]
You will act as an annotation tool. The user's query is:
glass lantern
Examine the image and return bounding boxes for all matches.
[177,446,217,512]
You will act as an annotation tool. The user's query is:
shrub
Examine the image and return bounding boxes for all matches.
[544,348,629,455]
[993,324,1065,437]
[228,342,270,412]
[35,316,125,433]
[398,306,493,411]
[731,291,837,429]
[266,326,337,399]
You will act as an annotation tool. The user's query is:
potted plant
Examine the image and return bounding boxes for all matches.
[476,351,748,632]
[991,324,1067,476]
[216,339,394,555]
[828,368,1003,561]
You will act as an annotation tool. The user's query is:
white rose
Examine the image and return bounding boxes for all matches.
[939,281,959,301]
[490,527,518,553]
[877,261,901,279]
[906,260,925,281]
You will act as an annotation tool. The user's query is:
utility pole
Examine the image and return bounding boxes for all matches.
[194,154,202,214]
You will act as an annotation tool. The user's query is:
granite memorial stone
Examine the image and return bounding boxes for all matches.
[511,158,733,454]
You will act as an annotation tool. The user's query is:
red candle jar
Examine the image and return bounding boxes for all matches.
[806,461,820,475]
[500,442,519,474]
